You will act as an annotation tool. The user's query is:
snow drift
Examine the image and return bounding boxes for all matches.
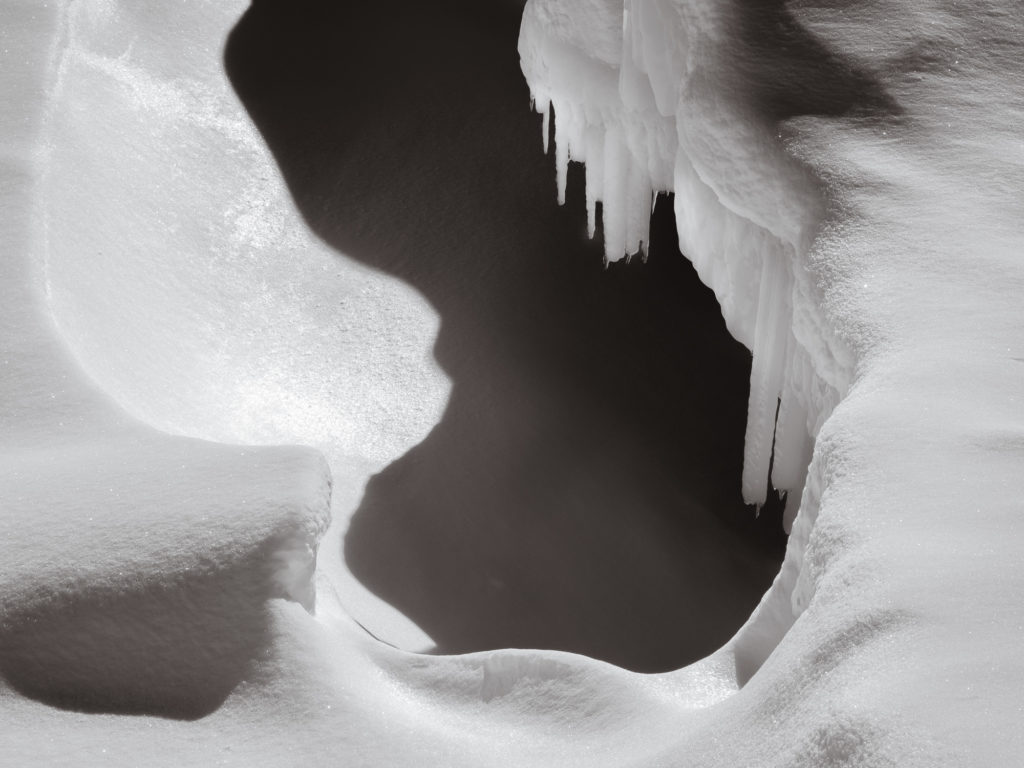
[3,0,1024,765]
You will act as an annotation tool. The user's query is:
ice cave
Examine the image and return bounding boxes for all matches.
[2,0,1023,765]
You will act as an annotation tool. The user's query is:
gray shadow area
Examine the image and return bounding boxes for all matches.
[731,0,903,122]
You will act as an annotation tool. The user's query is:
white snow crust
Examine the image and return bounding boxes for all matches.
[2,0,1023,765]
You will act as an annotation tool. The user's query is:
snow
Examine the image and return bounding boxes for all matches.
[3,0,1024,765]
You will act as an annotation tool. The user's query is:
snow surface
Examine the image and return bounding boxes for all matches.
[2,0,1023,765]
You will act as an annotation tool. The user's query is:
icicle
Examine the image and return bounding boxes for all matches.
[584,126,604,239]
[554,105,569,206]
[772,341,810,494]
[625,162,641,256]
[540,95,551,155]
[641,202,651,261]
[638,185,652,256]
[772,395,809,493]
[781,433,813,534]
[586,178,597,239]
[777,347,814,534]
[742,250,790,505]
[624,139,651,257]
[602,126,627,261]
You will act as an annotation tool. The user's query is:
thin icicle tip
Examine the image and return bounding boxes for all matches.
[542,102,550,155]
[554,111,569,205]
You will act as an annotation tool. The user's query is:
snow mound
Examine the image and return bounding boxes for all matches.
[0,438,329,719]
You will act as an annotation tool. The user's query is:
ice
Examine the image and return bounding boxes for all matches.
[583,126,600,237]
[522,0,840,513]
[538,95,550,153]
[601,125,627,258]
[742,251,789,505]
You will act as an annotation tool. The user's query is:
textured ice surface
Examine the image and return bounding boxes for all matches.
[3,0,1024,766]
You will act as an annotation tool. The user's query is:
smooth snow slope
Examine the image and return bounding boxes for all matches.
[2,0,1023,767]
[0,0,333,723]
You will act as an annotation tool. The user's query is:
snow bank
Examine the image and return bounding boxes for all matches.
[1,436,330,718]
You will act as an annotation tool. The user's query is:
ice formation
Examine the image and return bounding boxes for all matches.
[521,0,847,518]
[3,0,1024,765]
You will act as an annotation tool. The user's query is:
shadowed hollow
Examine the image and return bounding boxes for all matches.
[226,0,786,673]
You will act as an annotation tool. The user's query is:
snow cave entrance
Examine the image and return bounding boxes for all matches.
[226,0,787,673]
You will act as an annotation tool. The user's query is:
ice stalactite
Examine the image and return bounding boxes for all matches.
[519,0,850,532]
[742,249,790,507]
[554,102,569,204]
[583,125,601,238]
[525,0,668,264]
[539,97,655,262]
[538,94,550,154]
[771,342,815,532]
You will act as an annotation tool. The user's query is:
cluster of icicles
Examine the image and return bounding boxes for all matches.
[517,1,853,595]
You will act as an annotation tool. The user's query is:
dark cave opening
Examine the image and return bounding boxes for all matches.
[226,0,786,672]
